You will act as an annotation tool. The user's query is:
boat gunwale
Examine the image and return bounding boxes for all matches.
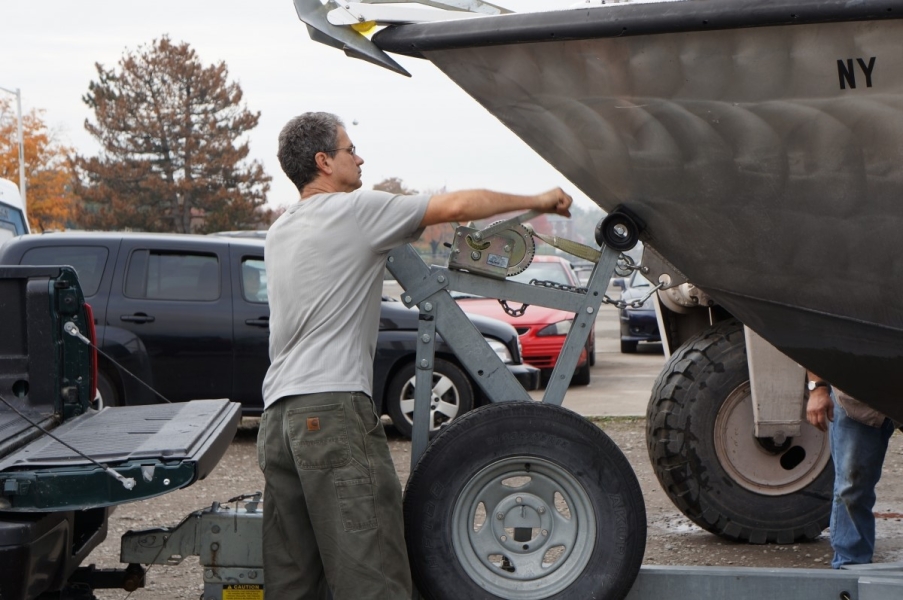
[373,0,903,56]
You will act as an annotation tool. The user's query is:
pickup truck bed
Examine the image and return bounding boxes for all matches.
[0,265,240,600]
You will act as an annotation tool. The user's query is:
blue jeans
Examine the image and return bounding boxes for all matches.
[829,397,894,568]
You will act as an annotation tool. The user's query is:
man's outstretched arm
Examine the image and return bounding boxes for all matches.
[420,188,573,227]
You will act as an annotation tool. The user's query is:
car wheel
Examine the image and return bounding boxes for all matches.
[404,402,646,600]
[646,319,833,543]
[620,339,638,354]
[386,358,474,439]
[571,362,591,386]
[93,370,121,409]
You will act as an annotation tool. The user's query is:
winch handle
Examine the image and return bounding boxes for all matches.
[472,209,544,241]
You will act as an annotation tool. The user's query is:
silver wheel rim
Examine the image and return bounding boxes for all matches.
[714,382,831,496]
[451,457,596,599]
[398,371,462,432]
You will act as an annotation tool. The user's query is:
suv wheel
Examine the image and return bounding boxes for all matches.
[386,358,474,439]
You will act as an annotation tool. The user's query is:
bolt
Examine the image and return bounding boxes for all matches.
[420,334,431,343]
[249,570,258,580]
[538,506,546,514]
[516,497,522,504]
[504,245,511,253]
[404,296,412,303]
[473,232,482,241]
[420,359,429,368]
[497,513,504,520]
[456,231,462,237]
[437,275,446,283]
[586,307,594,314]
[613,223,628,238]
[501,535,508,542]
[542,529,549,537]
[211,542,220,551]
[423,302,433,312]
[471,251,481,261]
[206,569,215,579]
[163,478,170,485]
[388,256,394,263]
[211,525,221,534]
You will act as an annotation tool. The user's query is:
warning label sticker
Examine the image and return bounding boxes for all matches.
[222,584,264,600]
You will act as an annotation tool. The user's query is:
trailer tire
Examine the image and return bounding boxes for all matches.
[646,319,833,544]
[404,402,646,600]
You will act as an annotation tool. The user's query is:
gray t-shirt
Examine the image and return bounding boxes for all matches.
[262,189,430,409]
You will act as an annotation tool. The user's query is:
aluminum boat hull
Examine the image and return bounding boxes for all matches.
[372,0,903,420]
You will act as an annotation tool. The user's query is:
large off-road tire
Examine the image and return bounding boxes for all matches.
[646,319,833,544]
[404,402,646,600]
[386,358,474,439]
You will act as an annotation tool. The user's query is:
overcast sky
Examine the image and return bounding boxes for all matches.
[3,0,601,211]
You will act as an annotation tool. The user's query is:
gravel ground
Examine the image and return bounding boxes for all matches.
[87,418,903,599]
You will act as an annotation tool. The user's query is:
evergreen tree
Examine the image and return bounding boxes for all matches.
[73,36,272,232]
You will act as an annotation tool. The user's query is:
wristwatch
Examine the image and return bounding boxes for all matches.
[807,380,831,391]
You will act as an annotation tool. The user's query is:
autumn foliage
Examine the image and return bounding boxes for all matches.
[0,98,75,231]
[72,36,272,233]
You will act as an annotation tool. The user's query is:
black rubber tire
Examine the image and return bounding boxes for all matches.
[94,369,121,409]
[571,362,591,386]
[386,358,474,440]
[620,339,638,354]
[645,319,833,544]
[404,402,646,600]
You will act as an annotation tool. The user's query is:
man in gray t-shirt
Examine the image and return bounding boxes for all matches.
[258,111,573,600]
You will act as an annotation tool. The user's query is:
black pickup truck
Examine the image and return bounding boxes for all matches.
[0,265,239,600]
[0,233,538,437]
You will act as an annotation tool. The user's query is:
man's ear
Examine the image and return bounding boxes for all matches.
[315,151,333,175]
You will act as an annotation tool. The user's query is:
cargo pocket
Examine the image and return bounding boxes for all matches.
[335,475,378,532]
[256,411,268,472]
[286,403,351,470]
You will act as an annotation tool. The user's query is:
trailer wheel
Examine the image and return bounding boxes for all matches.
[646,319,833,544]
[404,402,646,600]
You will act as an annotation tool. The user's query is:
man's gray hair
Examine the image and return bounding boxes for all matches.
[278,112,344,192]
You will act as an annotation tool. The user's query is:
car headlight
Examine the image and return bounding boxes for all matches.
[537,319,573,337]
[484,337,514,364]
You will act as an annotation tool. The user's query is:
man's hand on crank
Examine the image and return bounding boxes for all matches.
[537,188,573,218]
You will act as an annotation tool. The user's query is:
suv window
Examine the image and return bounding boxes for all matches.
[241,258,267,303]
[125,250,220,301]
[20,245,109,296]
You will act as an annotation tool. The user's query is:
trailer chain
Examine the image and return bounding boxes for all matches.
[497,279,587,317]
[602,282,664,310]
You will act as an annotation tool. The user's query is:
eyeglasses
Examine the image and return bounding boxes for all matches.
[323,145,356,157]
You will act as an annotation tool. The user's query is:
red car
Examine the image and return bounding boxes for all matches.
[454,255,594,386]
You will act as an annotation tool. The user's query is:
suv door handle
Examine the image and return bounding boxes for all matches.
[121,313,156,324]
[245,317,269,328]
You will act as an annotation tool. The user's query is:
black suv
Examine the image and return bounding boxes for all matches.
[0,233,538,437]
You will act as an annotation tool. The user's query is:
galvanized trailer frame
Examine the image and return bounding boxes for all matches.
[121,235,903,599]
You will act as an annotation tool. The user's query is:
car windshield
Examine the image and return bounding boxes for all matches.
[509,261,571,286]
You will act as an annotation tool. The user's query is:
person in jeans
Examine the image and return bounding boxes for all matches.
[806,373,894,568]
[258,111,573,599]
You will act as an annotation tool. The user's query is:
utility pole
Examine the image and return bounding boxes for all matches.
[0,85,26,212]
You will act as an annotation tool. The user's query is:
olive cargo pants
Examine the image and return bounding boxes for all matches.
[257,392,412,599]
